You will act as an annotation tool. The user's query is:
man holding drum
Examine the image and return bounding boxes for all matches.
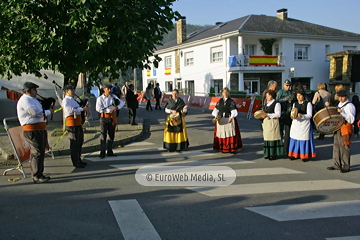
[327,90,355,173]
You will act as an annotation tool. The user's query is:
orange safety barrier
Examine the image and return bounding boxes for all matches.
[233,98,251,113]
[178,95,189,105]
[161,94,171,103]
[251,99,262,113]
[188,96,207,108]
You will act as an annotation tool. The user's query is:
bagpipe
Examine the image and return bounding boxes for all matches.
[1,86,56,120]
[102,95,121,110]
[36,93,56,121]
[52,80,88,124]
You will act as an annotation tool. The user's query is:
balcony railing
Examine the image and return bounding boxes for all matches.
[228,54,285,67]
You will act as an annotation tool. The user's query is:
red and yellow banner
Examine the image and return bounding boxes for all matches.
[249,56,278,66]
[165,68,171,75]
[147,70,150,77]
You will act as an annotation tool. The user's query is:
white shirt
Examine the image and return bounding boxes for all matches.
[165,99,188,114]
[62,96,84,118]
[266,99,281,119]
[338,100,355,124]
[17,94,51,126]
[96,94,124,113]
[211,98,238,119]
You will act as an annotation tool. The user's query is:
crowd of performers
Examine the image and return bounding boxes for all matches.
[162,82,357,174]
[15,80,358,183]
[260,81,356,173]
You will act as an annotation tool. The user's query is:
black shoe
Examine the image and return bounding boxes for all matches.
[159,107,162,110]
[33,176,51,184]
[99,154,105,159]
[327,166,340,170]
[107,153,117,157]
[302,159,309,162]
[340,169,350,173]
[74,164,85,168]
[80,160,87,166]
[131,123,138,125]
[290,157,296,160]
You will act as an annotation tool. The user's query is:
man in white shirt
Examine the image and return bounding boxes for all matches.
[96,84,124,158]
[17,82,54,183]
[62,85,89,168]
[327,90,355,173]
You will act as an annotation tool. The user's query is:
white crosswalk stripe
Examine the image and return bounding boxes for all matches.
[109,199,161,240]
[245,200,360,221]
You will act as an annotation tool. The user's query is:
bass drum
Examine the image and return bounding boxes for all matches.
[313,107,344,134]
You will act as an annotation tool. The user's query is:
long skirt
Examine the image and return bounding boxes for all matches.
[288,127,316,159]
[213,117,242,153]
[264,140,284,157]
[163,113,189,152]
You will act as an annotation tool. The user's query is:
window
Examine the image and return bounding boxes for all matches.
[294,44,310,60]
[212,79,223,94]
[211,46,223,63]
[185,80,195,95]
[244,80,260,94]
[245,45,256,56]
[177,81,182,90]
[291,78,311,89]
[274,44,279,56]
[165,56,172,68]
[343,46,357,50]
[325,45,330,61]
[184,51,194,66]
[165,81,173,92]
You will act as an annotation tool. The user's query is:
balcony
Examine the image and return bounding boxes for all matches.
[228,54,286,71]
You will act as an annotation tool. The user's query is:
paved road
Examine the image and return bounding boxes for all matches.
[1,107,360,240]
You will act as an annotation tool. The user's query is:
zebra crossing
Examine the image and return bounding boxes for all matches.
[85,141,360,240]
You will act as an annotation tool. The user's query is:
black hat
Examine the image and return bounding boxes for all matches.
[63,85,75,90]
[103,84,112,89]
[23,82,39,89]
[336,90,348,97]
[284,79,291,85]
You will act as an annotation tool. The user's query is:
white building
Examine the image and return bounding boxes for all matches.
[143,9,360,95]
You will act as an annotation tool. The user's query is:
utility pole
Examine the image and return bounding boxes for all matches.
[133,68,137,92]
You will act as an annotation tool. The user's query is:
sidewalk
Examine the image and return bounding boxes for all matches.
[0,117,144,164]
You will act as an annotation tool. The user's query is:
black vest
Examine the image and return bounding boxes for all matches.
[217,98,236,118]
[264,100,278,114]
[294,101,308,114]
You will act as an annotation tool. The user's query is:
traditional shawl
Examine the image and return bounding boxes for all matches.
[166,97,186,112]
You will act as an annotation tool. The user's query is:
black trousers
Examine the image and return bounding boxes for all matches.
[146,100,152,110]
[66,125,83,166]
[128,107,137,124]
[100,118,115,155]
[23,130,47,179]
[155,97,161,109]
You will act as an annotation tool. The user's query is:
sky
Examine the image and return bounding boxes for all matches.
[172,0,360,34]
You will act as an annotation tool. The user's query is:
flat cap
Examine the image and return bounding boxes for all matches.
[336,90,349,97]
[284,79,291,85]
[103,83,112,89]
[23,82,39,89]
[63,85,75,90]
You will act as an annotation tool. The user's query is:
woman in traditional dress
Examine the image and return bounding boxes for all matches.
[212,88,242,153]
[261,90,284,160]
[288,91,316,162]
[163,89,189,152]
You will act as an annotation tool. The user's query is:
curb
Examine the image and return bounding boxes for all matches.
[49,121,146,157]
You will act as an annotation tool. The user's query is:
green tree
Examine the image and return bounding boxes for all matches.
[0,0,180,85]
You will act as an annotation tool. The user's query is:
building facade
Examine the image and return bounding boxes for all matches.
[143,9,360,95]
